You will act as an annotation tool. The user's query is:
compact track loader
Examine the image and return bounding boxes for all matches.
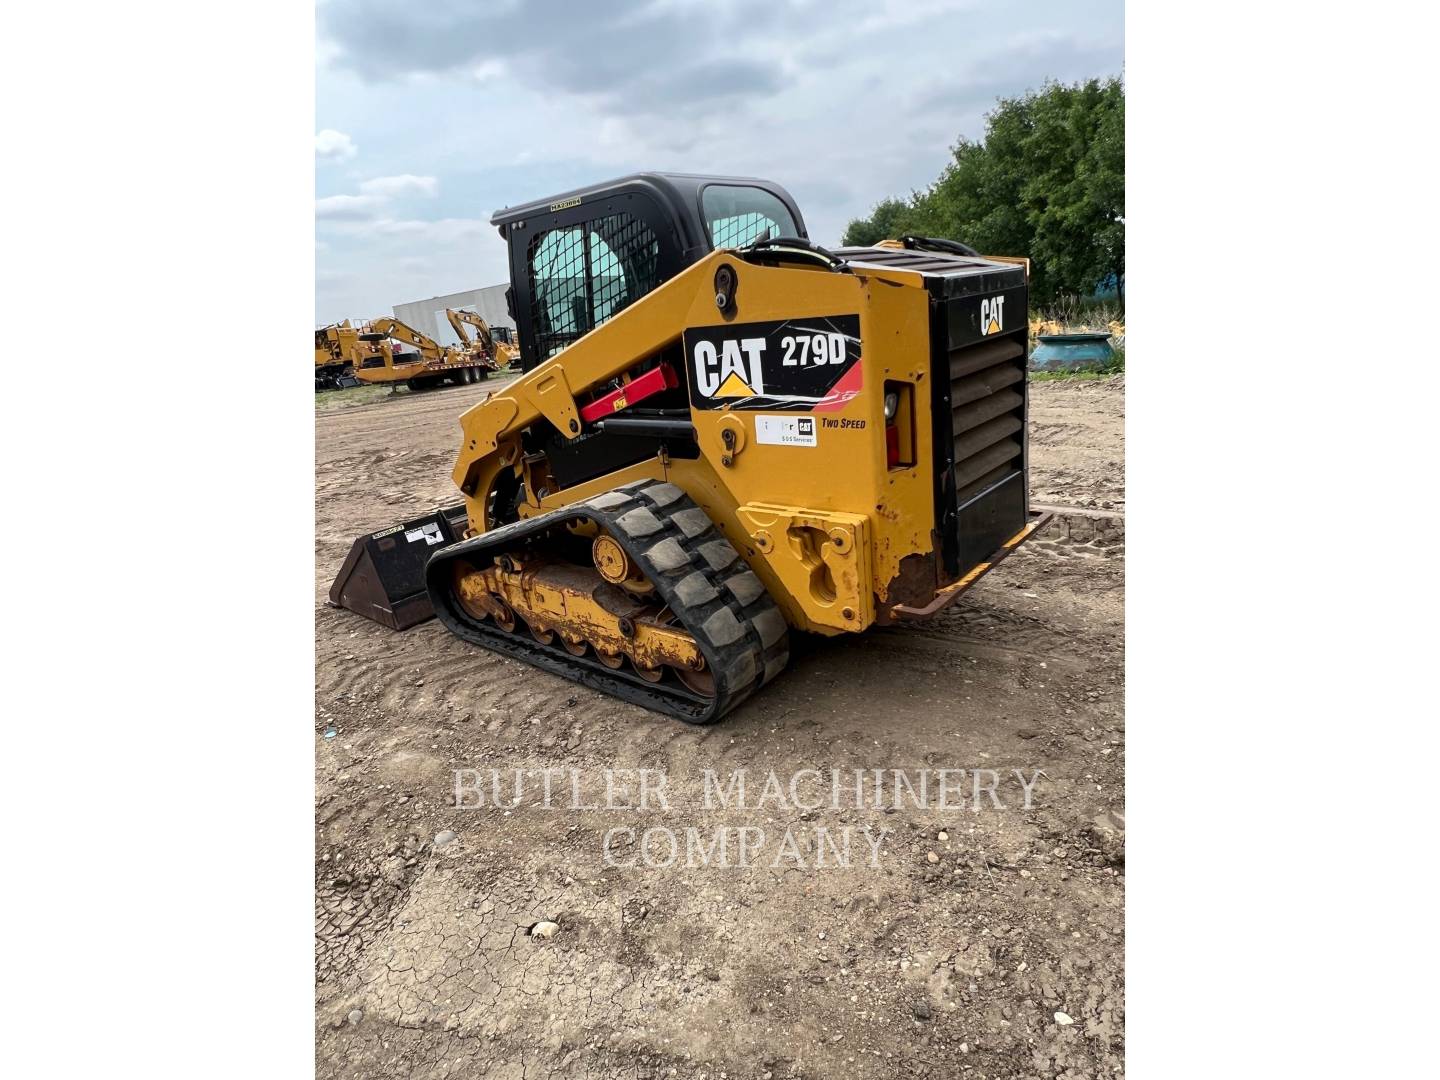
[330,173,1049,723]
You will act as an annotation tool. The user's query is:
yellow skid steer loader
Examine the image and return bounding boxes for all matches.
[330,173,1048,723]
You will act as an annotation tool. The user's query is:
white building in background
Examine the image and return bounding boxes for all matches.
[392,283,514,346]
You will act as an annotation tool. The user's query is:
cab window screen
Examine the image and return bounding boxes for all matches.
[702,185,799,248]
[530,227,585,349]
[527,213,661,360]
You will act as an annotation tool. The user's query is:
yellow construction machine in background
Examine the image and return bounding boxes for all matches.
[315,320,383,391]
[447,308,520,370]
[354,316,494,391]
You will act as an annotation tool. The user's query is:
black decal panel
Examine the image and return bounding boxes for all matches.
[946,286,1026,350]
[684,314,862,412]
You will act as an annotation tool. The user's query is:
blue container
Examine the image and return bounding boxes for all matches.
[1030,332,1115,372]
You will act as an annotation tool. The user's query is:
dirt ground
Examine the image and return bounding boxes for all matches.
[315,375,1125,1079]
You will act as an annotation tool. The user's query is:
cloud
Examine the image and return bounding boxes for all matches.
[359,174,439,198]
[315,128,357,162]
[318,177,440,225]
[315,0,1124,321]
[319,0,798,111]
[853,0,980,34]
[369,217,492,241]
[912,32,1124,117]
[635,59,785,106]
[315,194,385,220]
[470,59,506,82]
[315,215,511,323]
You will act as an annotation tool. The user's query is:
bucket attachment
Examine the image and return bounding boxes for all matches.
[328,505,469,630]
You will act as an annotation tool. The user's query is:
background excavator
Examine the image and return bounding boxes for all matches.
[447,307,520,371]
[314,320,381,391]
[354,315,495,391]
[330,172,1048,723]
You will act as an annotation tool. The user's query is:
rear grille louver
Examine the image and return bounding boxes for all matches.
[839,245,1030,579]
[948,335,1026,504]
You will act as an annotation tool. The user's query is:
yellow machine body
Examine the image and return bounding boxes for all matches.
[315,320,383,369]
[449,250,1040,637]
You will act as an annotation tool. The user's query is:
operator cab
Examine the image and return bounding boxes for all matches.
[492,172,808,372]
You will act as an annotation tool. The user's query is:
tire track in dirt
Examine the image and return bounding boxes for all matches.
[315,375,1126,1079]
[1028,375,1124,511]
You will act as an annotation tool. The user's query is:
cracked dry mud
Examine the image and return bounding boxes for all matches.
[316,375,1125,1079]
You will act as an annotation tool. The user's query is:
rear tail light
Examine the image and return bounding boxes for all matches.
[886,422,902,468]
[883,381,915,469]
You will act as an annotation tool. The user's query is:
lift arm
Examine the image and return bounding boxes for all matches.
[451,250,766,508]
[364,317,447,364]
[446,308,496,353]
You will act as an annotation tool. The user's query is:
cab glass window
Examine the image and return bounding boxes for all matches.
[702,185,800,248]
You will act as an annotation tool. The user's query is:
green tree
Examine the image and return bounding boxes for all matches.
[841,78,1124,305]
[841,198,914,247]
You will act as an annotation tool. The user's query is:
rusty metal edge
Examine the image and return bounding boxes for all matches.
[887,509,1055,621]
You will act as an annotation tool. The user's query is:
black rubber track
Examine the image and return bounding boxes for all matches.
[424,479,790,724]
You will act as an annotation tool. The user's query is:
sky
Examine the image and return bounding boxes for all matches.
[315,0,1123,324]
